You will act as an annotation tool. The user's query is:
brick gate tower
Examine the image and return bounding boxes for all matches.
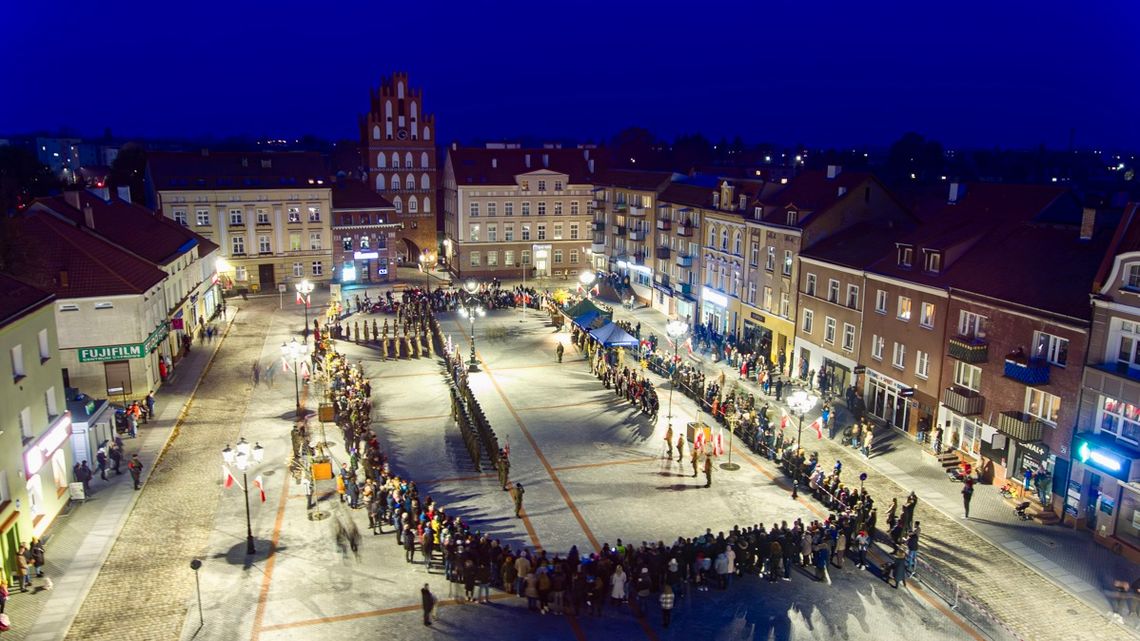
[359,72,438,263]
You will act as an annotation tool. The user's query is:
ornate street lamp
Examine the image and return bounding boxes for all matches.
[665,319,688,431]
[459,280,484,371]
[579,270,596,300]
[222,437,264,555]
[281,338,310,417]
[787,389,819,449]
[295,279,314,343]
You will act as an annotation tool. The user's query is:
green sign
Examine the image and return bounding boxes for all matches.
[76,323,169,363]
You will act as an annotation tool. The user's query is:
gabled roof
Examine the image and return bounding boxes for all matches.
[34,191,216,266]
[448,148,603,186]
[759,169,874,225]
[8,211,168,298]
[801,220,915,270]
[148,151,329,191]
[331,180,395,210]
[594,169,674,192]
[659,183,716,210]
[0,273,54,328]
[1093,202,1140,292]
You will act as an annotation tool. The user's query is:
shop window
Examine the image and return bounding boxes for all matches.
[52,450,67,492]
[26,476,44,518]
[104,360,132,396]
[1098,396,1140,443]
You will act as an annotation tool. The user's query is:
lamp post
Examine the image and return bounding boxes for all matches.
[222,437,264,555]
[721,411,741,471]
[787,389,819,449]
[579,270,596,300]
[281,338,310,417]
[295,279,314,343]
[459,280,484,371]
[665,320,687,429]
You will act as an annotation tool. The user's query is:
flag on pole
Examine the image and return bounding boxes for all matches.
[811,417,824,440]
[694,428,705,453]
[503,435,511,459]
[780,413,788,431]
[223,465,235,489]
[713,429,725,456]
[684,336,693,356]
[253,475,266,503]
[296,291,303,305]
[299,360,311,379]
[281,357,292,373]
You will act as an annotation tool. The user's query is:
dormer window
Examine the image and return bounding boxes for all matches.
[738,195,747,210]
[897,244,913,268]
[1126,263,1140,290]
[786,210,798,226]
[712,192,720,208]
[924,250,941,274]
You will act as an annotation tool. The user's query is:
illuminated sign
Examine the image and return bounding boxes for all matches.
[341,264,357,282]
[354,251,380,260]
[702,287,729,308]
[24,412,72,479]
[77,323,169,362]
[1077,440,1122,472]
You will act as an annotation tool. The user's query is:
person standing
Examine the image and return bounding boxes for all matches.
[499,456,511,491]
[690,449,699,478]
[0,579,8,614]
[676,434,685,464]
[15,545,31,592]
[664,426,674,460]
[855,530,870,569]
[109,443,123,475]
[513,482,525,517]
[556,342,564,363]
[421,583,436,626]
[862,429,874,458]
[76,460,93,496]
[962,479,975,518]
[127,454,144,490]
[703,455,713,488]
[145,390,156,419]
[95,446,109,481]
[906,522,921,576]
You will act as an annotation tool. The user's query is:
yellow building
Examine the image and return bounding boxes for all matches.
[148,151,334,293]
[0,275,72,584]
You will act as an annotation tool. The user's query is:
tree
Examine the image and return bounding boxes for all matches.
[611,127,656,168]
[109,143,147,204]
[885,132,945,185]
[0,146,59,215]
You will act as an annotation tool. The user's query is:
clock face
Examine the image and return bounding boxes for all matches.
[396,128,408,140]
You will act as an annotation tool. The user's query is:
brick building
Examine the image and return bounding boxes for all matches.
[330,180,400,285]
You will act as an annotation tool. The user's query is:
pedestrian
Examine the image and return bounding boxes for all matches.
[611,564,627,605]
[95,446,109,481]
[635,567,652,616]
[421,583,436,626]
[690,449,699,478]
[145,390,156,418]
[962,480,974,518]
[906,522,921,575]
[0,579,8,614]
[514,482,525,517]
[863,429,874,458]
[76,460,93,496]
[855,529,871,569]
[127,454,143,490]
[556,342,564,363]
[301,474,314,511]
[15,545,31,592]
[664,425,674,460]
[834,529,847,568]
[404,524,417,563]
[775,378,784,401]
[499,456,511,491]
[251,361,261,386]
[703,455,713,488]
[891,547,908,588]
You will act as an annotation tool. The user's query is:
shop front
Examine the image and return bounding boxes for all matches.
[1066,433,1140,552]
[866,369,912,432]
[742,311,773,360]
[75,321,169,396]
[700,286,732,336]
[68,397,113,467]
[22,412,74,538]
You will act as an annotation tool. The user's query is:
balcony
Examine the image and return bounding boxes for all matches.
[948,336,988,363]
[676,254,694,268]
[613,225,626,237]
[628,206,647,217]
[590,242,606,254]
[630,252,647,266]
[629,230,646,242]
[654,273,670,287]
[941,386,984,416]
[613,202,628,213]
[997,411,1045,442]
[678,282,694,296]
[655,246,671,260]
[1003,354,1050,385]
[592,220,605,232]
[590,199,606,210]
[656,219,672,231]
[677,224,694,237]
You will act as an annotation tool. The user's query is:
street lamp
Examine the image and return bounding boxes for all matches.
[459,280,484,371]
[222,437,264,555]
[579,270,596,300]
[295,279,314,343]
[281,338,311,417]
[721,411,741,471]
[787,389,819,449]
[665,320,687,429]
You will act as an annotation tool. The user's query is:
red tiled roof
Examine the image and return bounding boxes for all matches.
[759,169,875,224]
[801,220,916,270]
[1093,202,1140,292]
[8,212,168,298]
[331,180,395,210]
[659,183,716,209]
[594,169,674,191]
[448,148,603,186]
[147,151,329,191]
[0,273,54,328]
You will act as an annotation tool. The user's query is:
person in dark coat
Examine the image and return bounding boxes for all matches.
[127,454,143,490]
[421,583,435,626]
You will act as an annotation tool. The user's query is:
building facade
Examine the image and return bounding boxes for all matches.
[330,180,401,285]
[442,146,600,279]
[0,275,72,584]
[359,72,438,261]
[655,184,707,322]
[592,170,674,311]
[147,151,333,292]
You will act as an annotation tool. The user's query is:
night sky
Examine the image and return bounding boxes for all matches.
[4,0,1138,149]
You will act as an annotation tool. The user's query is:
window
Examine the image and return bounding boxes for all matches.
[1127,264,1140,289]
[231,236,245,255]
[258,235,271,253]
[293,262,304,277]
[780,292,790,318]
[308,207,321,222]
[196,209,210,226]
[916,350,929,379]
[469,202,480,217]
[824,317,837,344]
[309,232,322,250]
[871,335,885,360]
[235,266,248,281]
[747,282,756,304]
[11,344,25,380]
[554,223,564,240]
[504,225,515,242]
[571,201,579,215]
[289,232,302,251]
[782,250,793,276]
[920,302,935,328]
[1099,396,1140,443]
[229,208,244,225]
[570,250,579,264]
[806,273,817,296]
[522,202,531,216]
[537,200,546,215]
[19,406,32,440]
[897,296,912,321]
[504,250,515,267]
[554,202,563,215]
[875,290,887,314]
[924,250,941,274]
[521,224,531,241]
[554,249,563,264]
[257,208,270,224]
[898,244,913,267]
[408,198,418,213]
[954,361,981,391]
[1025,388,1061,425]
[555,181,564,191]
[847,285,860,309]
[802,309,814,334]
[469,224,480,242]
[505,202,514,216]
[750,243,759,267]
[173,210,187,226]
[487,224,497,242]
[958,311,988,338]
[311,261,323,276]
[734,232,743,256]
[765,246,775,271]
[570,223,579,240]
[521,250,531,265]
[537,180,546,192]
[537,224,546,240]
[763,286,773,311]
[470,251,481,267]
[892,342,906,369]
[288,207,301,223]
[342,237,352,251]
[843,323,856,352]
[487,251,498,266]
[421,152,430,168]
[45,386,58,417]
[486,202,497,217]
[1033,331,1069,366]
[827,279,840,303]
[786,210,798,225]
[38,329,49,362]
[721,230,728,251]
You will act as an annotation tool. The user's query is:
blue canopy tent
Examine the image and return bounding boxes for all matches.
[588,322,640,348]
[572,310,606,329]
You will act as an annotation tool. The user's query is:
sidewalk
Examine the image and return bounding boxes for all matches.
[2,309,238,641]
[608,299,1140,639]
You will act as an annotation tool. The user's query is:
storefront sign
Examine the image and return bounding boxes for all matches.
[1075,436,1128,478]
[1064,480,1081,517]
[24,412,72,479]
[749,312,765,322]
[854,365,866,374]
[78,323,169,362]
[702,287,728,308]
[354,251,379,260]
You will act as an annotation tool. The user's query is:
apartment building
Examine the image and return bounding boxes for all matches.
[330,180,400,285]
[698,180,757,337]
[147,151,333,292]
[591,170,674,310]
[656,183,709,321]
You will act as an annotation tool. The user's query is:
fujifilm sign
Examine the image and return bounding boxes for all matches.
[78,344,145,362]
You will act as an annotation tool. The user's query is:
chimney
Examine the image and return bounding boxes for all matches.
[524,154,531,168]
[83,203,95,229]
[588,158,595,173]
[1080,207,1096,241]
[542,154,549,168]
[64,190,81,209]
[58,271,69,289]
[826,165,841,179]
[948,182,966,203]
[451,142,457,151]
[491,158,497,168]
[88,186,110,201]
[117,185,132,203]
[837,186,848,198]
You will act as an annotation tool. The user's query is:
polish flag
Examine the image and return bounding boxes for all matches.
[223,465,235,489]
[713,430,725,456]
[253,475,266,502]
[811,417,824,440]
[684,336,693,356]
[780,413,788,431]
[299,360,311,379]
[694,429,705,453]
[503,436,511,459]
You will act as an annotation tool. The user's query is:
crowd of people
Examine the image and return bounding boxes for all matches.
[567,324,659,419]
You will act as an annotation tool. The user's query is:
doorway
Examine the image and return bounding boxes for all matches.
[258,263,276,289]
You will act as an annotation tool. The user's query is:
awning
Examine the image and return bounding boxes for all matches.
[588,322,639,348]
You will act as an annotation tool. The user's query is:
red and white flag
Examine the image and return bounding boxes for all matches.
[503,436,511,459]
[694,429,705,453]
[281,357,292,373]
[713,429,725,456]
[299,360,311,379]
[684,336,693,356]
[811,417,824,440]
[253,475,266,503]
[223,465,235,489]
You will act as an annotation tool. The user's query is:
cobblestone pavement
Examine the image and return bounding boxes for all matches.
[609,301,1137,641]
[64,299,278,641]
